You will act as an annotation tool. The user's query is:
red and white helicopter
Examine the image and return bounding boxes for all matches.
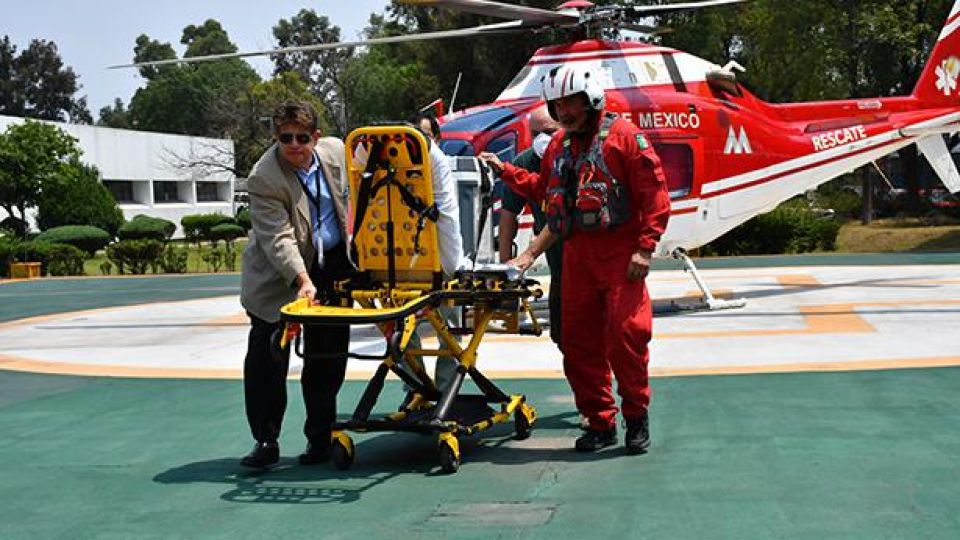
[118,0,960,309]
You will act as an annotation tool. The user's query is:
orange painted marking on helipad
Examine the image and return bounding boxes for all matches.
[3,352,959,380]
[777,274,822,287]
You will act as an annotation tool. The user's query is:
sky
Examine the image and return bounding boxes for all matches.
[4,0,392,116]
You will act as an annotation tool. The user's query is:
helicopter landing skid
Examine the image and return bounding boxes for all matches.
[667,248,747,313]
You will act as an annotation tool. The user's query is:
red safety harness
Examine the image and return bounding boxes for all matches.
[546,113,633,237]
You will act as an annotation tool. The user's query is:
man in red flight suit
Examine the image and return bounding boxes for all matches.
[480,66,670,454]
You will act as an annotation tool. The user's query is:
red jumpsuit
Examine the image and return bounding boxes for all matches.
[501,114,670,430]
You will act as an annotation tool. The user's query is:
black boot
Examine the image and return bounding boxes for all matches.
[625,413,650,455]
[240,441,279,469]
[574,427,617,452]
[298,441,331,465]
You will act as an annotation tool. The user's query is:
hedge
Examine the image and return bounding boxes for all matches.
[35,225,112,256]
[210,223,246,244]
[702,200,841,256]
[106,239,166,275]
[12,241,86,276]
[118,215,176,242]
[0,234,19,277]
[181,213,234,244]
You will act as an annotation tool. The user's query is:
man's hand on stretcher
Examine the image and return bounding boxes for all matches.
[507,227,558,274]
[296,272,318,305]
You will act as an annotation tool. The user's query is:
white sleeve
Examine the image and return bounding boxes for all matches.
[429,145,470,276]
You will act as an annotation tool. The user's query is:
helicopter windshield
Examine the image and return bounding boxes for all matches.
[441,106,518,133]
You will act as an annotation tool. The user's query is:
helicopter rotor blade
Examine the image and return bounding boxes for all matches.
[109,20,531,70]
[624,0,745,18]
[395,0,578,25]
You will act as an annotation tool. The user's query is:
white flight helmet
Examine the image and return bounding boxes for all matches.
[541,66,606,120]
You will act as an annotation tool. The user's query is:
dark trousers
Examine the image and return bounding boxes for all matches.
[244,244,353,447]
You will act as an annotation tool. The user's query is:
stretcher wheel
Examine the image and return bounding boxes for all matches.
[515,411,532,440]
[438,436,460,474]
[331,436,355,471]
[269,328,289,363]
[514,402,536,440]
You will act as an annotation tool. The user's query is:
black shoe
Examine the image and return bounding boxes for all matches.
[298,442,331,465]
[625,413,650,455]
[240,441,279,469]
[574,428,617,452]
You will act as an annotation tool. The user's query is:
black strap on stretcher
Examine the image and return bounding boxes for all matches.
[351,139,440,288]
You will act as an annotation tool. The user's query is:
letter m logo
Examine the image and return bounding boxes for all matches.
[724,126,753,155]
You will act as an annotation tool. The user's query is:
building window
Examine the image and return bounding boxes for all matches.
[104,181,135,203]
[153,181,181,203]
[196,182,223,202]
[653,143,694,199]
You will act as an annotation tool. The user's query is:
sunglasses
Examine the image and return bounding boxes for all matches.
[278,132,312,145]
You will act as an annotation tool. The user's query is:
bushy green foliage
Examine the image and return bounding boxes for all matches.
[157,246,189,274]
[235,207,251,231]
[118,215,175,242]
[703,199,842,256]
[35,225,112,256]
[36,158,124,236]
[210,223,245,244]
[0,217,27,238]
[0,121,81,235]
[813,182,862,220]
[181,213,234,243]
[13,241,86,276]
[106,239,166,275]
[0,232,21,276]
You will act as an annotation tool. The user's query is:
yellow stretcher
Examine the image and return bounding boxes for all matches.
[274,125,542,473]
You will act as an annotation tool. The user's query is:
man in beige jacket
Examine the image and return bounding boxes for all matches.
[239,101,355,469]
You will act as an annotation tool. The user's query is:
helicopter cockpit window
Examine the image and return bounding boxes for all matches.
[503,65,532,93]
[653,143,693,200]
[440,107,517,133]
[439,138,475,156]
[485,131,517,163]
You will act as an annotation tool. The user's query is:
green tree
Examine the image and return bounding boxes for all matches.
[133,34,177,80]
[0,121,80,236]
[182,19,238,57]
[230,72,331,174]
[340,45,440,126]
[97,98,132,129]
[272,9,355,133]
[128,22,259,138]
[0,36,91,123]
[36,157,124,236]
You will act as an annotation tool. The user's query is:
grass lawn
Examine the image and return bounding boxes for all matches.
[837,218,960,252]
[82,239,247,276]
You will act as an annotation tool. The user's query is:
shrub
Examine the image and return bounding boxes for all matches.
[13,241,86,276]
[158,246,189,274]
[45,243,87,276]
[236,207,251,231]
[35,225,112,256]
[118,215,176,242]
[703,199,842,256]
[0,216,28,238]
[210,223,245,244]
[181,213,234,244]
[0,233,20,276]
[36,158,125,236]
[106,239,166,275]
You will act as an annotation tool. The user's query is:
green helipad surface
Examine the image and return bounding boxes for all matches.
[2,257,959,539]
[1,368,959,539]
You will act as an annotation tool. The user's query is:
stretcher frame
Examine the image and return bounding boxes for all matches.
[274,125,542,473]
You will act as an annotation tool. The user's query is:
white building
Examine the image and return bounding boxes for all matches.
[0,115,235,238]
